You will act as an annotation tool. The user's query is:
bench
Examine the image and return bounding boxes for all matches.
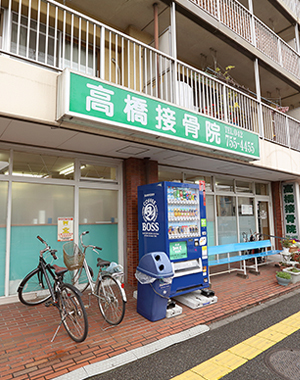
[207,239,281,278]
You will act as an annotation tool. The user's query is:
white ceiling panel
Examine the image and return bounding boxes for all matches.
[0,119,78,148]
[0,116,298,182]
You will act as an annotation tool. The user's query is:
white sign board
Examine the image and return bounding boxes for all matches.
[57,217,74,241]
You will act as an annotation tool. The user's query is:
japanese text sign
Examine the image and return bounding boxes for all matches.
[59,71,260,160]
[282,183,299,239]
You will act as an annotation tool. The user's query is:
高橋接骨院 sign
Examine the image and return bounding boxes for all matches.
[57,70,260,160]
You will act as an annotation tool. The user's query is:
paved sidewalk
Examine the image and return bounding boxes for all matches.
[1,263,300,380]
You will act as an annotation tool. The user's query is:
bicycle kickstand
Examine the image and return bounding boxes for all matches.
[51,313,67,342]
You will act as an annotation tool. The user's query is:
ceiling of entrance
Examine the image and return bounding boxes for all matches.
[0,116,298,182]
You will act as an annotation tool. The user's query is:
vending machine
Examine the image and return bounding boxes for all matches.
[138,181,209,297]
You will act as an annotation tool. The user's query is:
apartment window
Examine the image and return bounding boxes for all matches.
[9,11,95,74]
[10,13,56,65]
[61,36,95,75]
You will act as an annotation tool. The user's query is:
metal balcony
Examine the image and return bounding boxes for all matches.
[0,0,300,151]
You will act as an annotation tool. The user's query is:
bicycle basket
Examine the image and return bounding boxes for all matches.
[63,242,85,270]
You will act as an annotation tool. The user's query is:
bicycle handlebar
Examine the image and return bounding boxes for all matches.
[37,236,58,259]
[37,235,45,244]
[80,231,102,252]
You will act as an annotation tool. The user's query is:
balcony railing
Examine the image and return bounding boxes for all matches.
[280,0,300,19]
[190,0,300,81]
[0,0,300,154]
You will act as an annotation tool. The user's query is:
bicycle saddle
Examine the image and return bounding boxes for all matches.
[52,264,68,275]
[97,258,110,268]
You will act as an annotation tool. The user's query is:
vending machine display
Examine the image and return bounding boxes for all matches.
[138,181,209,297]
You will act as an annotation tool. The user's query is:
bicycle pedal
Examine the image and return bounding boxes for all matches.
[45,300,55,307]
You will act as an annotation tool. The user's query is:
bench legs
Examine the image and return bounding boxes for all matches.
[244,257,260,275]
[236,259,249,279]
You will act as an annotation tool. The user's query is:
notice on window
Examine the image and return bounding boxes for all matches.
[58,217,74,241]
[241,204,253,215]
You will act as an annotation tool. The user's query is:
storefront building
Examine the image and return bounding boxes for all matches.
[1,0,300,300]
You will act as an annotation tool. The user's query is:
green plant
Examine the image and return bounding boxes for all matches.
[286,267,300,273]
[281,237,293,248]
[276,271,292,279]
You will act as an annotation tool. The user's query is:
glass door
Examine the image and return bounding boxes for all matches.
[257,201,270,238]
[238,197,256,242]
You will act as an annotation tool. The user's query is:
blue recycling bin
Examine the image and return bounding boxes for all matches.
[136,252,174,322]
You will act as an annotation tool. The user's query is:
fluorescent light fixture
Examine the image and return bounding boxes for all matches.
[59,165,75,175]
[59,165,86,175]
[12,173,44,178]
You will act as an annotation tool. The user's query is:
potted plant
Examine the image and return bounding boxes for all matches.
[276,271,292,286]
[281,237,293,263]
[281,237,293,251]
[283,267,300,284]
[289,239,300,253]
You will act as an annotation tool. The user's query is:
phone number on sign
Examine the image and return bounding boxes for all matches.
[225,135,255,153]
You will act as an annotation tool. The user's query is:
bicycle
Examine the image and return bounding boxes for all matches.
[63,231,126,325]
[17,236,88,343]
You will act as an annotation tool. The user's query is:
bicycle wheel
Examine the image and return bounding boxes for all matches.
[63,264,94,293]
[58,283,88,343]
[96,274,125,325]
[18,268,54,306]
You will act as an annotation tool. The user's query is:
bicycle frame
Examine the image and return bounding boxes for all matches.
[80,256,126,302]
[38,256,59,303]
[76,232,127,303]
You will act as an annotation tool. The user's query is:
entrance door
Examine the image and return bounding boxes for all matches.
[257,201,270,238]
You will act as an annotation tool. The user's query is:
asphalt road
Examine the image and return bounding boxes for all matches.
[87,289,300,380]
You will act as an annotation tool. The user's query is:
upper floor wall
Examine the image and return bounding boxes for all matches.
[0,0,300,159]
[2,54,300,176]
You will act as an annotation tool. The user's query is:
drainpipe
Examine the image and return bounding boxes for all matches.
[153,3,160,98]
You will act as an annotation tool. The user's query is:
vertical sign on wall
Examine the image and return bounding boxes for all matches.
[57,217,74,241]
[282,183,299,240]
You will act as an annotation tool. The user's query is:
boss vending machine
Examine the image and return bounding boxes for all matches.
[138,181,209,297]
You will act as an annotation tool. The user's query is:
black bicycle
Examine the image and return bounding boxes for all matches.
[17,236,88,343]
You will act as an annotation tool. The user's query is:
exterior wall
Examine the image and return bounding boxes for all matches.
[124,158,158,286]
[0,56,57,124]
[255,139,300,176]
[3,55,300,178]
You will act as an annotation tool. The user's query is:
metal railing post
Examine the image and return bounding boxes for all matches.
[171,1,178,105]
[100,25,105,80]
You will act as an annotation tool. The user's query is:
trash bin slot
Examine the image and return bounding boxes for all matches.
[159,264,164,271]
[155,254,161,261]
